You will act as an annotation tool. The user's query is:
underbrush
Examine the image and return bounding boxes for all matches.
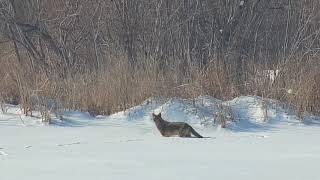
[0,53,319,119]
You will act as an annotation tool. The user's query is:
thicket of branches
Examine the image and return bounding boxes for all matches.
[0,0,319,116]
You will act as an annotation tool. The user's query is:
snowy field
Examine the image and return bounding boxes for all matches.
[1,96,320,180]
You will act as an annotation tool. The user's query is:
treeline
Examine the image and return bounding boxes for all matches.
[0,0,319,116]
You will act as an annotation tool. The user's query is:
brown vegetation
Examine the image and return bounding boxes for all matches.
[0,0,319,117]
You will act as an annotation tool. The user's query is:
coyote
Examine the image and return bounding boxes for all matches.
[152,113,203,138]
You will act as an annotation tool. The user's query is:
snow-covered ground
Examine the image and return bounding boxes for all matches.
[1,96,320,180]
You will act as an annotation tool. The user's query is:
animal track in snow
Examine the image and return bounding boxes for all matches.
[104,139,144,144]
[0,150,8,156]
[57,142,81,147]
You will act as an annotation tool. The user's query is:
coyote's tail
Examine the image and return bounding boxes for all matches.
[190,127,203,138]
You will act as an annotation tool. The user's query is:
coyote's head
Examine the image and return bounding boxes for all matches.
[152,113,162,122]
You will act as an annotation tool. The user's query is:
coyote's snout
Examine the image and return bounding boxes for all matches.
[152,113,203,138]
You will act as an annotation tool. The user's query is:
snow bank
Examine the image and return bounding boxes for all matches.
[1,96,320,180]
[107,95,319,132]
[1,95,319,132]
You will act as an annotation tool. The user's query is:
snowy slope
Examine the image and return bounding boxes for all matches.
[1,96,320,180]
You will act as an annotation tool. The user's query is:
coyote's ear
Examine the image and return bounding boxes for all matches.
[158,113,161,117]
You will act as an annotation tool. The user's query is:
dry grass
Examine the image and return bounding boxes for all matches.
[0,50,319,118]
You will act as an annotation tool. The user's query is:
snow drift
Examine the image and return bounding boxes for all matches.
[1,95,319,131]
[1,96,320,180]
